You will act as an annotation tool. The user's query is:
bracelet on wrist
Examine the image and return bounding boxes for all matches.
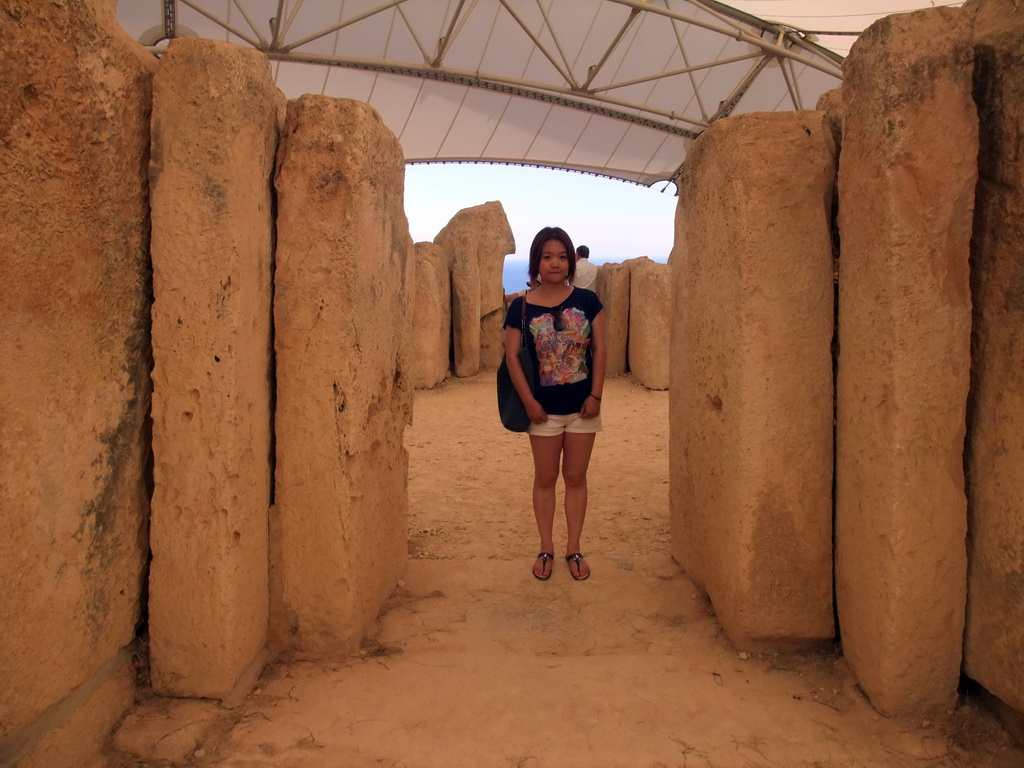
[589,394,602,402]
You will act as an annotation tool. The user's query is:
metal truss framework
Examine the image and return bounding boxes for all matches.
[123,0,846,186]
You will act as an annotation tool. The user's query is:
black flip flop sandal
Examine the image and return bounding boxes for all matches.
[565,553,590,581]
[533,552,554,581]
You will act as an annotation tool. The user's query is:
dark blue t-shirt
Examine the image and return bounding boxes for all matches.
[505,288,604,415]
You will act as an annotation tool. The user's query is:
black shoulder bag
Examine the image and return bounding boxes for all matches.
[496,296,534,432]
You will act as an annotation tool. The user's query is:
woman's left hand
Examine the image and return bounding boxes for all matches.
[580,395,601,419]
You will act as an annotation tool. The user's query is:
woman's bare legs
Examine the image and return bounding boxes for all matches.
[562,431,596,579]
[529,434,564,578]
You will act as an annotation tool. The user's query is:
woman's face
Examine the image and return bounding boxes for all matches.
[538,239,570,285]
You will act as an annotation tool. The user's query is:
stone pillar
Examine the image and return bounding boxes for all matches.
[148,38,281,698]
[271,95,412,658]
[816,88,844,150]
[413,242,451,389]
[595,263,630,376]
[622,257,655,379]
[0,2,153,766]
[962,0,1024,719]
[434,201,515,376]
[628,262,671,390]
[835,8,976,715]
[671,111,836,649]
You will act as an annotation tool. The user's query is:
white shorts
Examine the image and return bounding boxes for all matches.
[528,412,603,437]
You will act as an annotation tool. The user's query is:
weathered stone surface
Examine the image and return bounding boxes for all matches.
[413,242,451,389]
[271,95,412,658]
[148,38,281,698]
[623,255,654,273]
[670,111,836,650]
[961,0,1024,718]
[13,656,135,768]
[433,201,515,376]
[595,263,630,376]
[816,87,844,150]
[622,255,655,378]
[835,8,976,715]
[628,262,671,390]
[967,0,1022,37]
[0,0,152,757]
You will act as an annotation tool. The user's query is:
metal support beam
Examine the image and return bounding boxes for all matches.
[178,0,260,47]
[257,49,708,135]
[163,0,175,40]
[283,0,410,53]
[498,0,576,88]
[607,0,843,79]
[582,8,641,91]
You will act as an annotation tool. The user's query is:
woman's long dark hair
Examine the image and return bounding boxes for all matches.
[528,226,576,284]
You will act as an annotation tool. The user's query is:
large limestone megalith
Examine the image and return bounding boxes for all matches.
[835,8,976,715]
[413,242,451,389]
[816,88,844,150]
[595,263,630,376]
[434,201,515,376]
[628,261,671,390]
[962,0,1024,719]
[272,95,412,658]
[671,111,836,649]
[148,39,281,699]
[0,2,154,765]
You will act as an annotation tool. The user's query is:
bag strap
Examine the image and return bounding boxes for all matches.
[519,291,529,348]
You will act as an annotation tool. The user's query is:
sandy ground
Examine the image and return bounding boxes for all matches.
[406,373,671,564]
[110,374,1022,768]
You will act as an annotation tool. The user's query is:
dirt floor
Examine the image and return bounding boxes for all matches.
[109,374,1023,767]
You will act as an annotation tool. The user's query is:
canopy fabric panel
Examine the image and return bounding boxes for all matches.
[116,0,850,186]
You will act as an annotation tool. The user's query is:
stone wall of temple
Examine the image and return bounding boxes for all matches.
[595,263,630,377]
[412,242,452,389]
[3,1,1023,762]
[834,7,976,716]
[433,202,515,378]
[0,1,154,764]
[670,111,837,650]
[147,38,282,699]
[628,261,672,391]
[666,1,1023,727]
[962,0,1024,723]
[271,95,412,658]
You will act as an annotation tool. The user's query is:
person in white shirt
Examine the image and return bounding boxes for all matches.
[504,278,539,307]
[573,244,598,290]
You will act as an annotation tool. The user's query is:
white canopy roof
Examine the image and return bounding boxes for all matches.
[115,1,958,187]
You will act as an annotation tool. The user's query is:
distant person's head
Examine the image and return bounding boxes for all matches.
[576,245,590,260]
[529,226,576,285]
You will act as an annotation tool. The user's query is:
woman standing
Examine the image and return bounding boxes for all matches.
[504,226,607,581]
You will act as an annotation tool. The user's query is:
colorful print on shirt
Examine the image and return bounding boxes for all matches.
[529,307,591,386]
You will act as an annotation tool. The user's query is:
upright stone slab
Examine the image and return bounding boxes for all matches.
[272,95,412,658]
[628,262,671,390]
[835,8,976,715]
[624,255,654,273]
[671,111,836,649]
[434,201,515,376]
[621,255,654,379]
[148,38,281,698]
[413,242,451,389]
[595,263,630,376]
[0,1,152,763]
[816,88,844,150]
[962,0,1024,718]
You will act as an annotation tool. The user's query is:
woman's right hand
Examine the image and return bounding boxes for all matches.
[526,399,547,424]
